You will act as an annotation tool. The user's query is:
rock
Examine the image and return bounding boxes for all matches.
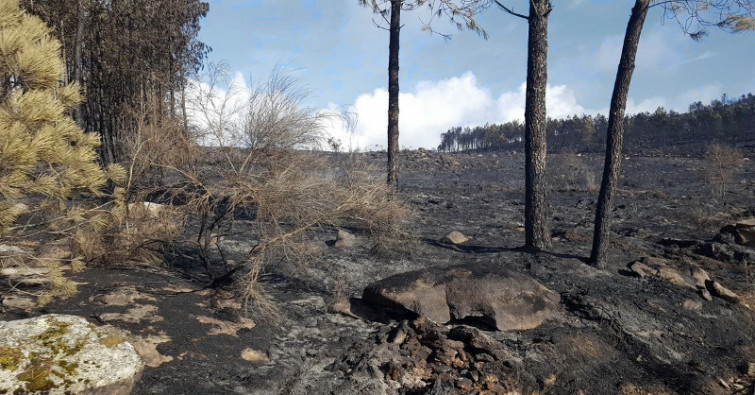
[455,377,473,391]
[441,231,469,245]
[695,242,755,265]
[127,202,170,219]
[708,281,740,303]
[629,258,696,290]
[690,268,710,290]
[739,362,755,377]
[240,348,269,363]
[363,263,560,331]
[718,218,755,247]
[0,314,143,394]
[37,239,73,261]
[334,229,356,249]
[448,326,511,361]
[1,295,37,310]
[683,299,703,311]
[0,266,51,286]
[0,244,30,258]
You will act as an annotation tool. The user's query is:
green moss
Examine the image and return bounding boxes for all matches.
[16,357,54,392]
[11,318,87,392]
[0,346,24,371]
[98,334,124,348]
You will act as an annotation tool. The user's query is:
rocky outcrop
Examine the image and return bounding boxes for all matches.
[363,263,560,331]
[0,314,143,394]
[718,218,755,248]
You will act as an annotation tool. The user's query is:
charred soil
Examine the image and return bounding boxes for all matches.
[2,150,755,395]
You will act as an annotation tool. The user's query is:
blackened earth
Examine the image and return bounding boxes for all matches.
[2,150,755,394]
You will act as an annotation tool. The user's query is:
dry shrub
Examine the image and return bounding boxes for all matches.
[550,153,596,191]
[703,143,745,199]
[173,150,411,309]
[170,65,413,311]
[122,96,200,188]
[50,197,185,268]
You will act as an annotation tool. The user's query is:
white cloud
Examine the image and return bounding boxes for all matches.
[625,96,666,115]
[325,72,592,150]
[671,84,723,110]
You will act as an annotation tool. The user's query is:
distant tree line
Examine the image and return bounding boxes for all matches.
[21,0,210,165]
[438,93,755,154]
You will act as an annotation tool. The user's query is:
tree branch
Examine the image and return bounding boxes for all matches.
[494,0,528,20]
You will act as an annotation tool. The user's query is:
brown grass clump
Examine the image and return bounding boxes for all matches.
[550,153,596,192]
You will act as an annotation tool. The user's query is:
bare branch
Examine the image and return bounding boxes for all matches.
[494,0,528,20]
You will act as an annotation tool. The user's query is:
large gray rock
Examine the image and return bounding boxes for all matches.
[363,263,560,331]
[0,314,143,394]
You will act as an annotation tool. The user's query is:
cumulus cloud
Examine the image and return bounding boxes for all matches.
[324,72,591,151]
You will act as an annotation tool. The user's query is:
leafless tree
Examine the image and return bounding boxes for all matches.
[359,0,487,188]
[590,0,755,268]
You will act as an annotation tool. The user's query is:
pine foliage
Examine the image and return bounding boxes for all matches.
[0,0,109,232]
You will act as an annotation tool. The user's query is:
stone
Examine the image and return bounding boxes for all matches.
[334,229,356,249]
[690,267,710,289]
[455,377,473,391]
[739,362,755,377]
[719,218,755,247]
[683,299,703,311]
[37,239,73,262]
[448,326,502,356]
[709,281,740,303]
[441,231,469,245]
[240,348,269,363]
[1,295,37,310]
[629,258,696,290]
[363,262,560,331]
[127,202,170,219]
[0,314,143,394]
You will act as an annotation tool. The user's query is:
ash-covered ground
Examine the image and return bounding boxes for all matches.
[2,150,755,394]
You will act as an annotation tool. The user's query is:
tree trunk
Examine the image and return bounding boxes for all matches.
[523,0,551,251]
[590,0,649,268]
[387,0,401,188]
[72,0,85,124]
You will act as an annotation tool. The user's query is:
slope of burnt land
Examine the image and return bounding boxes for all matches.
[1,150,754,394]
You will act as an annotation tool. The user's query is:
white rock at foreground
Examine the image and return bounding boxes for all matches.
[0,314,143,394]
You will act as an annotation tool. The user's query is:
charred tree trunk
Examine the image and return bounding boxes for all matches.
[590,0,649,268]
[523,0,552,251]
[72,0,85,124]
[387,0,401,188]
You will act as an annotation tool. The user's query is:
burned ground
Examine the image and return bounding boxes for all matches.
[2,150,754,394]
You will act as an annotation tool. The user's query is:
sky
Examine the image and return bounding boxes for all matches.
[193,0,755,151]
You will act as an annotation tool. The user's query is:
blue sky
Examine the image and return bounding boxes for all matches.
[195,0,755,150]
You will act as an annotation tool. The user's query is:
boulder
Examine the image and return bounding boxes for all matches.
[441,231,469,245]
[719,218,755,247]
[363,263,560,331]
[334,229,356,249]
[0,314,143,394]
[628,258,696,290]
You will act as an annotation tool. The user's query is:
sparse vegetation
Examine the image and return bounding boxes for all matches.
[703,143,745,199]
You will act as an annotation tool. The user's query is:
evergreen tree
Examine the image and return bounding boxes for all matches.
[0,0,109,232]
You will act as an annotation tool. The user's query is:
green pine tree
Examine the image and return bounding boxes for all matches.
[0,0,114,232]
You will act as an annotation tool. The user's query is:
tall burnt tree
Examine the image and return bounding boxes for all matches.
[589,0,755,268]
[21,0,209,166]
[495,0,553,251]
[359,0,486,188]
